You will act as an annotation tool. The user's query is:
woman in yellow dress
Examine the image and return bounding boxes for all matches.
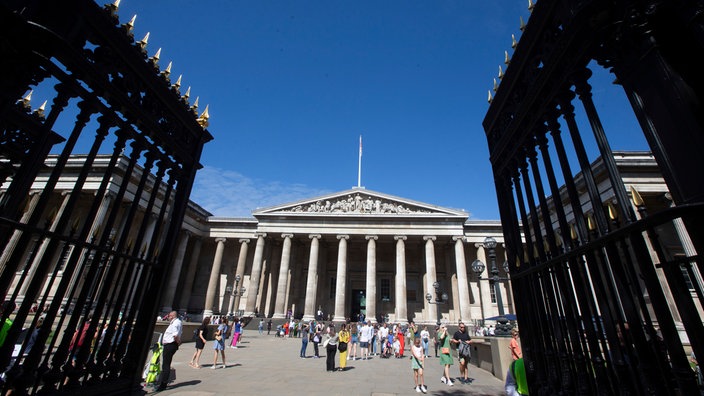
[338,323,351,371]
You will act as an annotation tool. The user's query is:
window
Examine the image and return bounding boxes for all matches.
[330,277,336,299]
[490,282,497,303]
[381,278,390,301]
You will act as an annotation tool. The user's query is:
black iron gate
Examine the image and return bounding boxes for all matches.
[0,1,212,394]
[484,0,704,395]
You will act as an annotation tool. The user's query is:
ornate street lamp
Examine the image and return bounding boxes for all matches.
[425,281,448,325]
[472,236,513,336]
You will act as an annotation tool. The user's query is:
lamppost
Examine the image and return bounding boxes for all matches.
[226,275,246,319]
[425,281,448,326]
[472,236,513,336]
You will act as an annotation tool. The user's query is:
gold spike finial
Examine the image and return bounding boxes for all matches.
[586,213,596,231]
[149,48,161,64]
[520,16,526,31]
[197,105,210,127]
[607,202,618,220]
[172,74,182,90]
[123,15,136,33]
[487,90,493,104]
[160,61,172,79]
[182,86,191,101]
[498,65,504,79]
[504,50,510,65]
[33,100,47,118]
[511,34,517,49]
[630,185,644,207]
[105,0,120,15]
[20,90,33,108]
[528,0,534,12]
[191,96,199,113]
[493,78,498,92]
[137,32,150,50]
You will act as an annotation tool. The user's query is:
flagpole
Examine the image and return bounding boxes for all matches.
[357,135,362,188]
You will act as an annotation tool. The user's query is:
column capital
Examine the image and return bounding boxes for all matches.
[474,242,485,249]
[255,232,267,238]
[336,235,349,240]
[365,235,378,241]
[423,235,437,242]
[394,235,407,241]
[452,236,466,242]
[281,233,294,239]
[309,234,321,240]
[239,238,251,244]
[215,237,227,244]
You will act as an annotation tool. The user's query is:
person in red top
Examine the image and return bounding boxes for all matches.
[509,329,522,360]
[397,324,405,357]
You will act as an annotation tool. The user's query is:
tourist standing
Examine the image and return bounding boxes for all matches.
[438,325,454,386]
[348,322,359,360]
[156,311,182,392]
[397,323,406,357]
[323,324,338,372]
[338,323,350,370]
[359,320,372,360]
[299,321,310,358]
[509,329,522,360]
[258,319,264,335]
[267,319,272,335]
[411,337,427,393]
[189,316,209,368]
[211,319,228,369]
[420,326,430,358]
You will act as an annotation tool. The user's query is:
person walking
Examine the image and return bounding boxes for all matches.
[189,316,210,368]
[156,311,182,392]
[451,321,472,384]
[299,320,310,358]
[420,326,430,358]
[323,324,339,372]
[258,319,264,335]
[267,319,272,335]
[411,337,427,393]
[211,319,228,369]
[229,317,241,348]
[337,323,350,371]
[438,325,454,386]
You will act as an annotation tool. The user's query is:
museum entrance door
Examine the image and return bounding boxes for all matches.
[351,289,366,322]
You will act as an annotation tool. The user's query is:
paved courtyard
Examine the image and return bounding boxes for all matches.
[140,331,505,396]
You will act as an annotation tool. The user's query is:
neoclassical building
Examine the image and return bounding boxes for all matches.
[179,188,510,325]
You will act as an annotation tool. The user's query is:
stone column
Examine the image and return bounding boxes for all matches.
[273,234,293,318]
[333,235,349,322]
[394,235,408,323]
[423,236,438,324]
[160,230,191,312]
[302,234,321,321]
[476,243,492,319]
[365,235,378,323]
[244,233,267,316]
[20,191,72,296]
[454,236,471,322]
[0,191,40,268]
[203,238,227,316]
[178,237,203,312]
[230,238,250,315]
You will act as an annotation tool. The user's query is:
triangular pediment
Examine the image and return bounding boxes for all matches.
[253,188,468,218]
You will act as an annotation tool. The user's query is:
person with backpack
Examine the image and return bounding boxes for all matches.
[189,316,210,368]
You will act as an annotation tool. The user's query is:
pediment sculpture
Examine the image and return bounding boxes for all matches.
[282,193,432,214]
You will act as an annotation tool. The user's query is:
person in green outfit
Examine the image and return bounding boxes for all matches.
[505,357,529,395]
[437,325,454,386]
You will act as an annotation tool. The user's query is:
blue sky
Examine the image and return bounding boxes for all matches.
[105,1,647,219]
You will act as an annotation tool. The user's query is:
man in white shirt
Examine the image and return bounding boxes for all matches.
[157,311,182,391]
[359,321,373,360]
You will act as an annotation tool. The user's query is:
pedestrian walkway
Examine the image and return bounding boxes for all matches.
[140,331,505,396]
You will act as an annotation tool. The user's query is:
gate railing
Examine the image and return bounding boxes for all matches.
[0,1,212,394]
